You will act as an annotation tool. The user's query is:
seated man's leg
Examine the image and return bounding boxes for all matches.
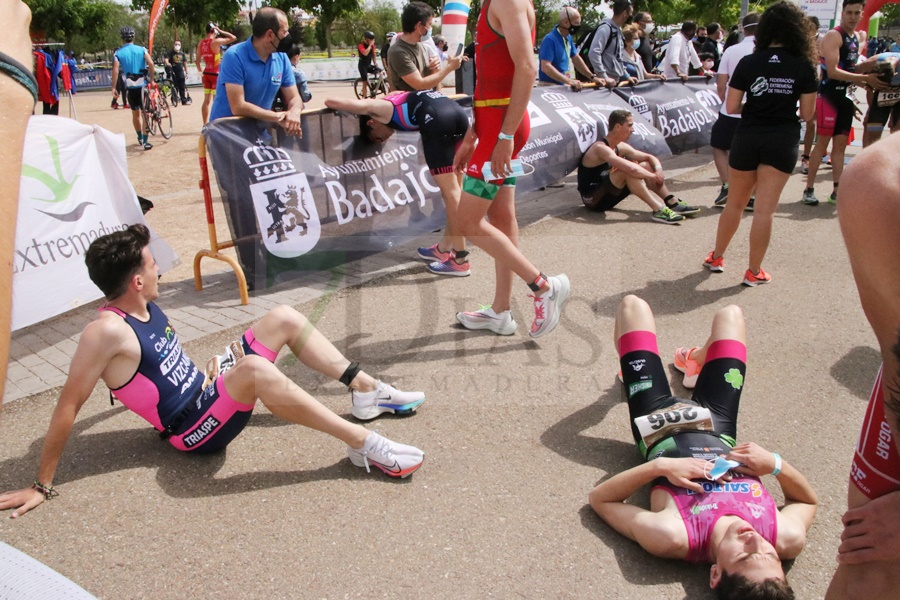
[615,295,677,454]
[684,305,747,442]
[582,170,631,211]
[180,356,425,476]
[248,305,424,418]
[620,172,664,212]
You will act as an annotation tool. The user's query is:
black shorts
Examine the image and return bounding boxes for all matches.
[126,87,144,111]
[865,92,900,128]
[728,126,799,174]
[710,114,741,151]
[580,174,630,211]
[412,93,470,175]
[618,330,747,460]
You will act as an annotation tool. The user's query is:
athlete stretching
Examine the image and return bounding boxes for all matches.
[197,23,236,125]
[802,0,884,206]
[324,91,471,276]
[590,295,817,599]
[0,225,426,518]
[452,0,570,338]
[825,133,900,598]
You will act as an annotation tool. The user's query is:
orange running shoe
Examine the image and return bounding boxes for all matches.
[703,252,724,273]
[742,268,771,287]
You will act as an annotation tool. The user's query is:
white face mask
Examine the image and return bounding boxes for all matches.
[174,44,181,51]
[644,23,655,35]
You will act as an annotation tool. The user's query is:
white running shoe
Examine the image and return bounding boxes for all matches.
[456,306,518,335]
[347,431,424,478]
[351,380,425,420]
[529,274,570,338]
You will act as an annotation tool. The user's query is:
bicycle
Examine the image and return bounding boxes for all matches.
[141,80,173,140]
[354,65,390,99]
[157,74,179,107]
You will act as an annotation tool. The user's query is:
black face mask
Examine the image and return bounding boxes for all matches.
[272,31,292,53]
[568,24,581,36]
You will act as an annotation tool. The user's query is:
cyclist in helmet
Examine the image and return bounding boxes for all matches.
[111,26,155,150]
[358,31,377,86]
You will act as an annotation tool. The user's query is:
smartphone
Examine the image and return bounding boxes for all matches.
[456,42,464,57]
[482,159,525,181]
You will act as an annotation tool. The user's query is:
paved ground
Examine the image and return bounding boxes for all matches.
[0,84,881,599]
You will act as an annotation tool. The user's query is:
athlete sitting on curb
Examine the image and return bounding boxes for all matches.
[590,295,817,599]
[0,225,426,518]
[325,90,470,277]
[578,109,700,225]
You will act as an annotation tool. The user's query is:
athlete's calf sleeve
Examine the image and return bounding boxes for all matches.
[339,362,361,387]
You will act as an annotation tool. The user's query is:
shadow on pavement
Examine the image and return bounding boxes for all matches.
[592,271,746,318]
[831,345,881,401]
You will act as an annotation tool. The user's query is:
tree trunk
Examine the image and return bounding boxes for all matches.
[326,23,333,58]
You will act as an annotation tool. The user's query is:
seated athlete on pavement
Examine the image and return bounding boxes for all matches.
[589,295,817,599]
[578,109,700,225]
[325,91,470,277]
[0,225,426,518]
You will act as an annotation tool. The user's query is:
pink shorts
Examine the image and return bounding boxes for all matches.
[850,366,900,499]
[168,328,277,453]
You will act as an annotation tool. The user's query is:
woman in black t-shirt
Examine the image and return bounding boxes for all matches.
[703,2,818,287]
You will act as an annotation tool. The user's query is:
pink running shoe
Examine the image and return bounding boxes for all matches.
[673,346,702,388]
[417,244,452,262]
[426,256,470,277]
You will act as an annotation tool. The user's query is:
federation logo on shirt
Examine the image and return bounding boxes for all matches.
[750,77,769,96]
[271,72,283,85]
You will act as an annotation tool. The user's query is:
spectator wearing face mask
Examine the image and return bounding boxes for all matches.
[632,11,656,72]
[208,7,303,138]
[621,24,665,82]
[165,40,190,105]
[387,2,465,93]
[538,7,594,88]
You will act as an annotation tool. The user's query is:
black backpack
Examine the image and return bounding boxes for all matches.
[575,22,616,82]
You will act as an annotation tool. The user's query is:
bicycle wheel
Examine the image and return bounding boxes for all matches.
[169,85,179,107]
[353,78,366,99]
[378,79,389,97]
[142,92,157,136]
[157,95,173,139]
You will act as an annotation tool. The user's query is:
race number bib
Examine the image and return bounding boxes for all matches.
[202,340,246,390]
[634,402,714,448]
[877,89,900,107]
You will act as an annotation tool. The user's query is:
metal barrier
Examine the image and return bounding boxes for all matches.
[193,135,250,305]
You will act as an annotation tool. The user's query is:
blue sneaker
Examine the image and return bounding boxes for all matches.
[417,243,452,262]
[351,380,425,420]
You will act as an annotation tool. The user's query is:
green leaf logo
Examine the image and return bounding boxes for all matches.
[22,135,89,221]
[22,135,81,203]
[724,369,744,390]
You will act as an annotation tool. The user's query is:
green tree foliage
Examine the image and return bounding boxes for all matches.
[270,0,362,57]
[26,0,116,45]
[129,0,243,39]
[343,0,402,45]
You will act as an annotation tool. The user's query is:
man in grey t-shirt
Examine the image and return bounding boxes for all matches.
[388,1,464,92]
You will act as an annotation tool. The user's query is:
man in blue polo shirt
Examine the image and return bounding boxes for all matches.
[538,7,593,89]
[208,6,303,136]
